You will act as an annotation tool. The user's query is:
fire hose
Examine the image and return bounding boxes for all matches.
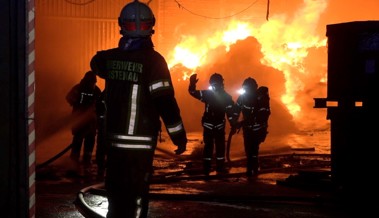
[226,130,233,163]
[36,143,73,170]
[226,127,241,163]
[74,159,333,218]
[35,142,182,171]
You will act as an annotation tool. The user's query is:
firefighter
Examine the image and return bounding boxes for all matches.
[189,73,236,175]
[66,70,102,169]
[234,77,271,177]
[95,90,107,180]
[90,1,187,217]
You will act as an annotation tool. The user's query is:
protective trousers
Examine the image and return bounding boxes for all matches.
[202,127,226,174]
[243,128,261,175]
[95,117,107,176]
[105,147,155,218]
[70,131,96,165]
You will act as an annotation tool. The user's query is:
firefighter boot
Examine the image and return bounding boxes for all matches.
[216,159,228,175]
[246,156,259,177]
[82,153,93,176]
[203,159,212,176]
[252,156,259,175]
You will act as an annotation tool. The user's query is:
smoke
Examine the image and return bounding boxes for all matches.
[172,36,298,136]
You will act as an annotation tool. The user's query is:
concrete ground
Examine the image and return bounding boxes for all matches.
[35,130,367,218]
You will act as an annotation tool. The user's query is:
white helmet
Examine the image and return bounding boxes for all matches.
[118,0,156,37]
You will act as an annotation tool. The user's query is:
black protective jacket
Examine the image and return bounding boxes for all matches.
[90,39,187,150]
[235,86,270,141]
[66,79,101,135]
[189,85,235,129]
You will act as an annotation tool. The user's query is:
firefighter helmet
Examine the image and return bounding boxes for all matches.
[83,71,97,84]
[209,73,224,91]
[209,73,224,85]
[242,77,258,91]
[118,0,156,37]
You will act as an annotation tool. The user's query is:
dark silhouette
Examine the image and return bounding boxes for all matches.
[95,90,107,179]
[188,73,236,175]
[90,1,187,217]
[66,70,101,170]
[234,77,271,177]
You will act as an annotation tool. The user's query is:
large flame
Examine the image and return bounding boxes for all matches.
[257,0,328,116]
[168,20,254,76]
[167,0,328,120]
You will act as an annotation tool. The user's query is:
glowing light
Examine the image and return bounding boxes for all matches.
[237,88,246,95]
[172,47,201,69]
[254,0,328,117]
[221,21,254,51]
[168,20,254,72]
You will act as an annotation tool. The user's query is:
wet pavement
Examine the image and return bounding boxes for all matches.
[35,131,364,218]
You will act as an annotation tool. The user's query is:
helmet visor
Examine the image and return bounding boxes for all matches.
[124,20,154,31]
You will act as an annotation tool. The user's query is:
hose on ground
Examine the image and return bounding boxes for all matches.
[36,144,73,170]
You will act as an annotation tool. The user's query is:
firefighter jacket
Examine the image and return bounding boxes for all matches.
[66,76,101,134]
[189,84,235,130]
[235,86,271,140]
[90,38,187,150]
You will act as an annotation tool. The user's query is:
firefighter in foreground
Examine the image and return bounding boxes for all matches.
[234,77,270,177]
[189,73,236,175]
[90,1,187,217]
[95,90,107,180]
[66,70,102,171]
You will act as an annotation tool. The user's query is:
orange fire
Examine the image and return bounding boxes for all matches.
[168,20,254,80]
[167,0,328,120]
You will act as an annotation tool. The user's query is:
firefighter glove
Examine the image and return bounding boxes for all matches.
[189,74,199,86]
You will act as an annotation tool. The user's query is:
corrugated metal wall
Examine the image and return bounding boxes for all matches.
[36,0,124,78]
[34,0,151,140]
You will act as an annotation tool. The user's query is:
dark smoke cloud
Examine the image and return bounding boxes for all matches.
[172,36,298,136]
